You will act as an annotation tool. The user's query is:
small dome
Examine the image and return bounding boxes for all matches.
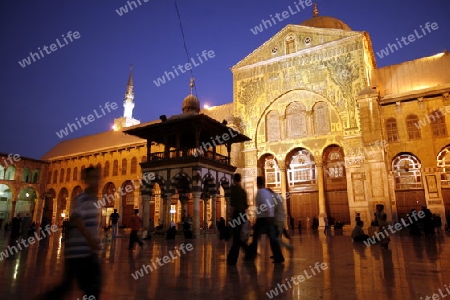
[301,16,351,31]
[182,94,200,114]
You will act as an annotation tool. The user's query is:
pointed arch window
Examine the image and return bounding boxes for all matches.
[266,110,280,142]
[313,102,330,134]
[122,158,127,175]
[392,154,422,189]
[286,102,307,138]
[131,157,137,174]
[0,166,4,180]
[430,110,447,137]
[386,118,399,142]
[32,169,40,183]
[53,170,58,184]
[22,167,30,182]
[113,160,118,176]
[5,166,15,181]
[66,168,71,182]
[60,169,65,183]
[104,162,110,177]
[80,166,85,180]
[73,167,78,181]
[406,115,421,140]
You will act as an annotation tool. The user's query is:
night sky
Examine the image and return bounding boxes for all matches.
[1,0,449,160]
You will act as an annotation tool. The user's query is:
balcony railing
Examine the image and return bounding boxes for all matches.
[148,149,230,165]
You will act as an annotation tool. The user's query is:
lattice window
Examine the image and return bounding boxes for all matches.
[22,167,30,182]
[430,110,447,137]
[392,154,422,189]
[314,102,330,134]
[406,115,421,140]
[437,145,450,186]
[122,158,127,175]
[286,102,307,138]
[386,118,399,142]
[264,157,281,188]
[266,111,280,142]
[326,149,345,179]
[287,150,316,186]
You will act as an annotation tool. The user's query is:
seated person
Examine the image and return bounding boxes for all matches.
[351,221,370,242]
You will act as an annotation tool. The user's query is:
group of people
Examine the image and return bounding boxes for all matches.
[3,213,38,240]
[226,174,292,265]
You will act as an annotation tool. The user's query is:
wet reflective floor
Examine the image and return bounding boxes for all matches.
[1,228,450,300]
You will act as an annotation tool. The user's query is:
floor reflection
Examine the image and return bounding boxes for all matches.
[1,229,450,299]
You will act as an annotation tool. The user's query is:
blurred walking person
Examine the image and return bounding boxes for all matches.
[226,173,250,265]
[37,167,102,300]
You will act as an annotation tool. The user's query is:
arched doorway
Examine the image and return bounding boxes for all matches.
[284,148,319,228]
[393,153,425,219]
[323,145,350,224]
[121,181,135,227]
[102,182,116,227]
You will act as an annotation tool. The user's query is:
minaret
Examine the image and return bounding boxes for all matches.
[113,66,140,130]
[123,65,135,119]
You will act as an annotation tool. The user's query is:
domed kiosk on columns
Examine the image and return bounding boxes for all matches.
[124,80,250,237]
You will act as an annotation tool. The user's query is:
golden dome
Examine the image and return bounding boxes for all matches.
[182,94,200,114]
[301,16,351,31]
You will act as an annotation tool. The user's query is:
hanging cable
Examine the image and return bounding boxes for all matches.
[174,0,198,97]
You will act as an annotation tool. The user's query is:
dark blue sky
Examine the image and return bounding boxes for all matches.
[1,0,449,160]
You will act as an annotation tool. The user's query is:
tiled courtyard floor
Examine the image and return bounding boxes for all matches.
[1,228,450,300]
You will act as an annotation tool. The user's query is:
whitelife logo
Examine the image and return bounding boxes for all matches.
[55,102,118,139]
[376,22,438,59]
[153,50,215,87]
[18,31,81,68]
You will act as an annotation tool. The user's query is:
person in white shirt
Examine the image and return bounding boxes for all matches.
[246,176,284,263]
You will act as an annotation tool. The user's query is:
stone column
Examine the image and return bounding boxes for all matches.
[192,192,201,237]
[211,194,217,230]
[279,165,288,227]
[142,194,150,233]
[203,199,208,229]
[165,194,172,228]
[317,160,327,227]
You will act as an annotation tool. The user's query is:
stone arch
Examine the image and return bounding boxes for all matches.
[255,89,343,149]
[69,186,83,214]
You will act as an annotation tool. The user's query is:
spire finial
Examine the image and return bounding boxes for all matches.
[130,64,133,71]
[189,77,195,94]
[127,65,134,87]
[313,3,319,17]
